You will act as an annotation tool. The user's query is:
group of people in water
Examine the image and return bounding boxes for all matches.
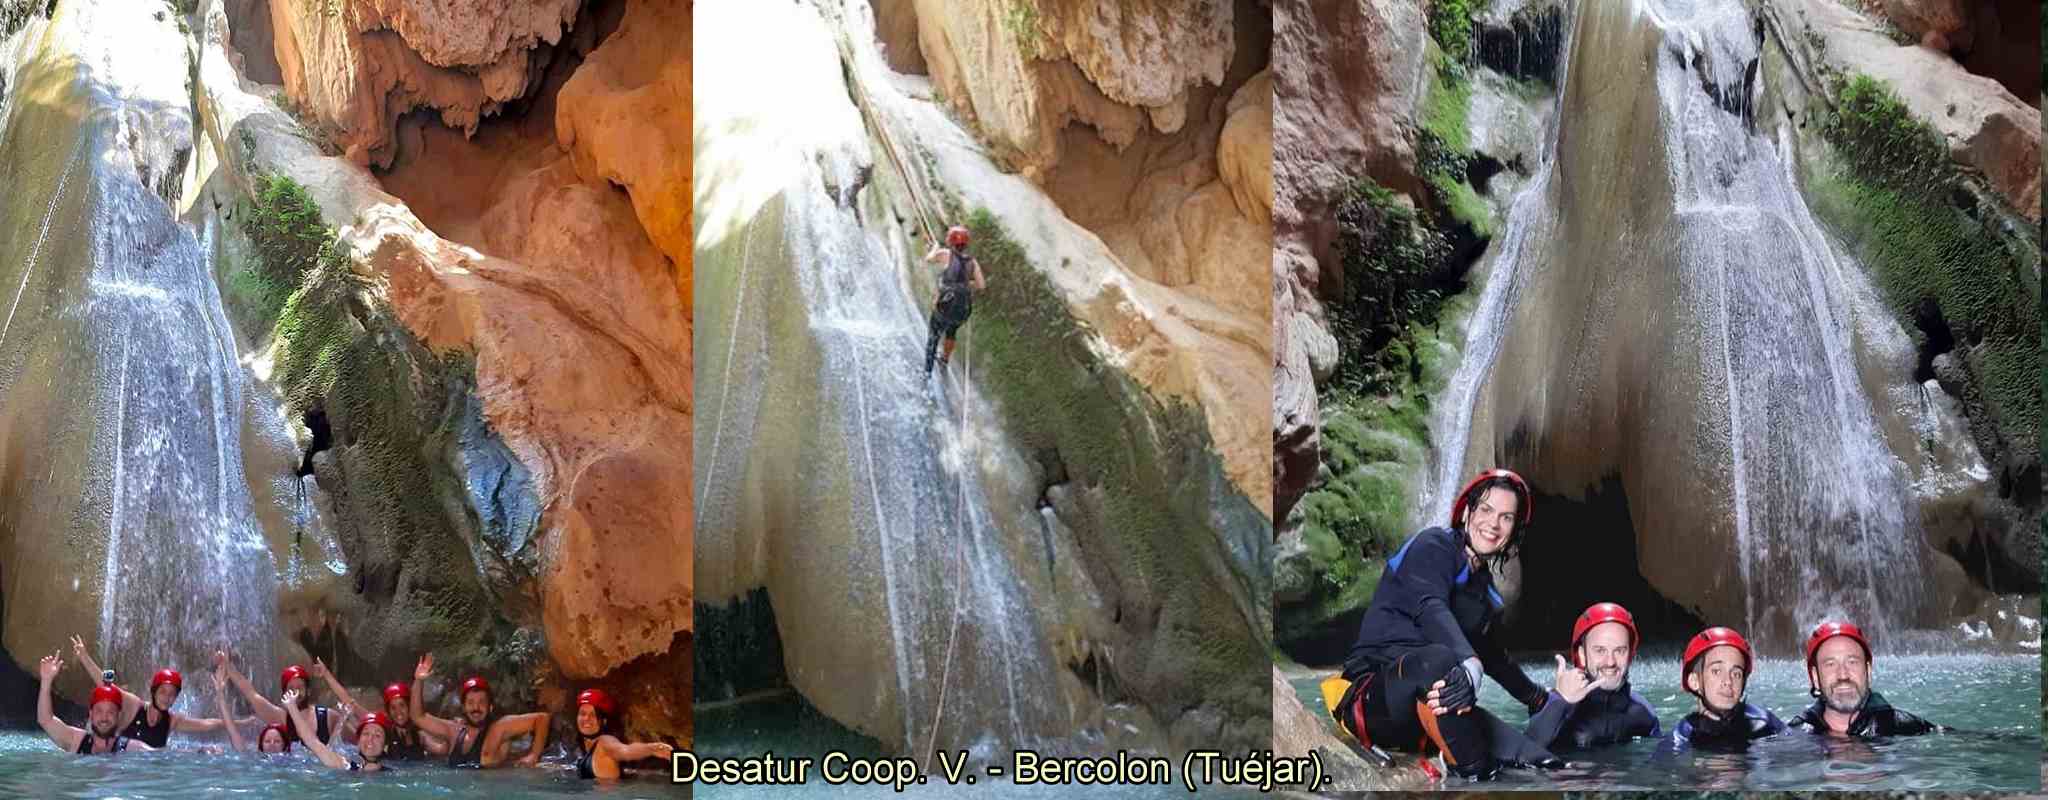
[1322,468,1945,781]
[36,637,674,779]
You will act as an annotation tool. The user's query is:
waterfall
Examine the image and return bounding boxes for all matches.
[1418,0,1931,647]
[0,0,280,709]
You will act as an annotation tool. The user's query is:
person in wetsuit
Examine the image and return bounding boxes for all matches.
[1667,627,1785,750]
[68,636,236,749]
[572,688,675,780]
[409,653,551,768]
[215,652,337,747]
[36,653,156,755]
[1329,468,1562,781]
[300,657,443,761]
[922,225,987,377]
[285,688,391,773]
[1523,603,1660,752]
[1787,621,1944,737]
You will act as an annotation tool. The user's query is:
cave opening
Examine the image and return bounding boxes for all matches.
[1496,476,1707,659]
[1911,297,1956,384]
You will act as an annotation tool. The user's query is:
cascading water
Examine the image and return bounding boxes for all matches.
[1418,0,1934,649]
[0,0,281,711]
[693,63,1066,756]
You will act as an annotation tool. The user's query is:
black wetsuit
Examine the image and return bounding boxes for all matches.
[923,250,977,372]
[1668,702,1785,750]
[1524,681,1661,752]
[75,734,130,755]
[448,722,489,768]
[122,707,172,749]
[283,706,330,746]
[576,737,599,779]
[384,724,428,761]
[1337,527,1555,777]
[1788,690,1942,736]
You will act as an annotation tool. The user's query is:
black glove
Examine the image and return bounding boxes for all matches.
[1687,710,1745,742]
[1434,661,1477,713]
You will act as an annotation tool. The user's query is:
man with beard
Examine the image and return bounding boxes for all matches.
[1789,621,1944,736]
[68,635,238,748]
[409,653,551,768]
[35,653,156,754]
[1523,603,1660,751]
[213,651,344,746]
[1667,627,1786,749]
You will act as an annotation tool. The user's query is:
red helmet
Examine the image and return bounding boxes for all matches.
[358,711,392,736]
[1569,603,1639,667]
[1681,627,1753,696]
[577,688,617,717]
[1448,468,1534,528]
[89,684,123,710]
[459,676,491,700]
[260,723,293,751]
[946,226,969,248]
[382,683,409,706]
[151,669,182,693]
[1804,620,1871,668]
[279,665,309,691]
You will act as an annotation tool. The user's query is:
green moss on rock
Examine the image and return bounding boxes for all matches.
[1811,74,2041,451]
[956,207,1268,748]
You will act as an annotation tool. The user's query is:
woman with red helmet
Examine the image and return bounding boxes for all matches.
[213,650,340,747]
[1522,603,1661,752]
[67,635,236,749]
[284,687,393,772]
[409,652,553,768]
[294,658,446,760]
[1329,468,1559,781]
[34,652,157,754]
[921,223,987,377]
[1666,626,1786,750]
[572,688,676,779]
[1786,621,1942,737]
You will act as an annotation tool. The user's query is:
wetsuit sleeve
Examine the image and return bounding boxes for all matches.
[1521,690,1573,748]
[1389,534,1480,662]
[1472,631,1546,710]
[1888,709,1940,735]
[1760,707,1787,735]
[1632,693,1661,738]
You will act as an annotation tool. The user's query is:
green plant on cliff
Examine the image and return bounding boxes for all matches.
[230,174,350,341]
[1326,179,1450,398]
[1811,73,2040,448]
[1419,46,1494,238]
[957,206,1267,727]
[1428,0,1481,65]
[1002,1,1042,61]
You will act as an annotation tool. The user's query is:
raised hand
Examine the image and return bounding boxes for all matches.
[281,688,301,708]
[69,635,88,663]
[310,658,328,680]
[414,653,434,682]
[212,650,229,671]
[38,653,61,681]
[1554,655,1593,704]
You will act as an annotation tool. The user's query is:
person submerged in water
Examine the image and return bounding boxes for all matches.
[1326,468,1562,781]
[1523,603,1660,752]
[68,635,237,749]
[282,688,391,772]
[410,653,552,768]
[1788,621,1944,737]
[571,688,675,780]
[1667,627,1785,750]
[302,657,444,761]
[922,224,987,377]
[211,668,292,755]
[215,651,339,747]
[36,653,156,755]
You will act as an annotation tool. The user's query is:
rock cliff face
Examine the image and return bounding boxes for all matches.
[896,0,1273,516]
[1270,0,1428,526]
[208,0,691,742]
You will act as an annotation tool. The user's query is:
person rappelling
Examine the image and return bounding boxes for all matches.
[922,225,986,377]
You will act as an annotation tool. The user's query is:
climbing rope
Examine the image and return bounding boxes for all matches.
[835,29,977,768]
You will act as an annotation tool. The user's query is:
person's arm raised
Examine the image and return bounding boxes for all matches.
[36,653,82,752]
[408,654,456,739]
[283,690,348,770]
[214,650,284,725]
